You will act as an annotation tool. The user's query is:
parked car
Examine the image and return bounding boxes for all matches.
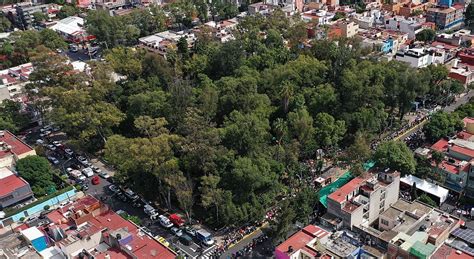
[91,175,100,185]
[171,227,183,236]
[169,214,185,227]
[65,148,74,156]
[40,130,51,137]
[184,226,196,237]
[82,167,94,177]
[99,171,110,179]
[80,183,89,191]
[144,204,156,216]
[159,215,173,228]
[52,141,62,147]
[47,156,59,165]
[179,234,193,246]
[47,144,56,151]
[66,167,73,173]
[124,189,139,201]
[108,184,120,194]
[91,166,102,174]
[36,139,45,145]
[77,156,91,167]
[117,193,127,202]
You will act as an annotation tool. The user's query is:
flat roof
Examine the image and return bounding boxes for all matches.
[381,207,403,220]
[400,175,448,201]
[21,227,45,241]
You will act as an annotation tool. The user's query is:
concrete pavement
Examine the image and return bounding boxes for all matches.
[444,90,473,112]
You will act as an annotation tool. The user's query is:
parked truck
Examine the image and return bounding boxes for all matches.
[196,229,214,246]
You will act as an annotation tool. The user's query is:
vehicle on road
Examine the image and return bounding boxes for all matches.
[196,229,214,246]
[36,139,44,145]
[65,148,74,156]
[171,227,183,236]
[179,234,193,246]
[159,215,173,228]
[155,236,170,247]
[70,169,86,182]
[91,175,100,185]
[40,130,51,137]
[184,226,196,237]
[47,144,56,151]
[47,156,60,165]
[91,166,102,174]
[82,167,94,177]
[169,214,185,227]
[77,156,91,167]
[80,183,89,191]
[124,188,139,201]
[52,141,62,147]
[108,184,120,194]
[98,171,110,179]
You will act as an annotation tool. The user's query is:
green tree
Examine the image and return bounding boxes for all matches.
[465,3,474,28]
[271,200,296,244]
[373,140,416,174]
[16,155,55,196]
[200,174,225,222]
[57,5,79,19]
[416,29,436,42]
[314,112,346,149]
[345,132,372,164]
[39,29,68,50]
[419,193,437,207]
[0,16,11,32]
[423,112,463,142]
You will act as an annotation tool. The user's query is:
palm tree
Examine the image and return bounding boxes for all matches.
[280,81,294,114]
[273,118,288,144]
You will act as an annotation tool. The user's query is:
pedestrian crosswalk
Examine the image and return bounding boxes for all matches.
[198,245,217,259]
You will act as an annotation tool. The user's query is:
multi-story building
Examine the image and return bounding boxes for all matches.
[324,169,400,230]
[14,4,49,29]
[395,47,433,68]
[384,16,423,39]
[426,4,464,30]
[0,130,36,168]
[0,167,33,209]
[335,21,359,38]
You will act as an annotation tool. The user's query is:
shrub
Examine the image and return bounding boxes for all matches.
[43,205,50,210]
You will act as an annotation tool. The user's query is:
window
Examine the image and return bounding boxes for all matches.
[381,219,389,226]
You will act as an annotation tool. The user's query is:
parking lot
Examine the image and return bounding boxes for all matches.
[23,126,218,258]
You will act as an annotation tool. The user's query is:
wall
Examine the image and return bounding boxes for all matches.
[368,188,383,224]
[0,188,77,227]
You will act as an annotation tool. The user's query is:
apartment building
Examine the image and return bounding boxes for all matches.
[426,4,464,30]
[0,130,36,168]
[324,169,400,230]
[15,4,49,29]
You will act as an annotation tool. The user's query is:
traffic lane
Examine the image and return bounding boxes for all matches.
[444,90,473,112]
[219,228,265,259]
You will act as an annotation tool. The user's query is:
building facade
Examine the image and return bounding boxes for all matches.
[426,4,464,30]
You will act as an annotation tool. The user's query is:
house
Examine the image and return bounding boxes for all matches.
[395,47,433,68]
[275,225,330,259]
[42,195,177,258]
[0,130,36,168]
[0,167,33,209]
[384,16,423,40]
[138,30,196,58]
[50,16,95,43]
[323,169,400,230]
[449,60,474,86]
[334,21,359,38]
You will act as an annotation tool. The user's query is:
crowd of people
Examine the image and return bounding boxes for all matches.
[370,111,429,150]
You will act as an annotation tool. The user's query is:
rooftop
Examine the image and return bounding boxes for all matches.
[400,175,449,201]
[327,177,366,204]
[0,167,29,197]
[275,225,329,256]
[0,130,34,159]
[450,144,474,158]
[380,207,403,220]
[432,244,473,259]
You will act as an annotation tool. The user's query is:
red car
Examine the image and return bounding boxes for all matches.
[169,214,185,227]
[91,176,100,185]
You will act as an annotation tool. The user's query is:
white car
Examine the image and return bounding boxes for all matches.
[52,141,62,147]
[159,215,173,228]
[99,171,110,179]
[91,166,102,174]
[171,227,183,236]
[65,148,74,156]
[36,139,44,145]
[77,156,91,166]
[47,144,56,151]
[66,167,73,173]
[40,130,51,137]
[82,167,94,177]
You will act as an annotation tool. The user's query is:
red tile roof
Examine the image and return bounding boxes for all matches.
[432,244,472,259]
[451,145,474,159]
[463,117,474,126]
[0,173,29,197]
[431,41,458,50]
[275,225,329,256]
[458,131,473,140]
[0,130,34,159]
[47,196,176,259]
[328,177,366,203]
[431,139,449,152]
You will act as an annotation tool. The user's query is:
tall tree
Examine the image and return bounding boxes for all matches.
[373,140,416,174]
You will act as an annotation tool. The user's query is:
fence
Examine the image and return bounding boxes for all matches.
[0,188,77,227]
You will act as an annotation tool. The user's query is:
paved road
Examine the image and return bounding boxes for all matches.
[444,90,473,112]
[219,227,270,259]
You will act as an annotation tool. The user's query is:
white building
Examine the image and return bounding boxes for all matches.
[384,16,423,40]
[395,47,433,68]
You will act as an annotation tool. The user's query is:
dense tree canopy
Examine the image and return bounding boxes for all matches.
[16,155,55,196]
[28,10,461,226]
[424,112,463,142]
